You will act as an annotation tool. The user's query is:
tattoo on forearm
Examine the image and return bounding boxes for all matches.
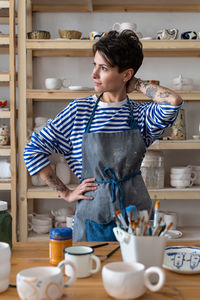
[46,174,67,193]
[159,91,171,98]
[146,87,157,99]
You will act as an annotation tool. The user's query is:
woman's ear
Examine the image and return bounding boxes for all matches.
[123,68,134,83]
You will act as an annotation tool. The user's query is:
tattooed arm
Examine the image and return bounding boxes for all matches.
[38,165,98,202]
[127,77,183,106]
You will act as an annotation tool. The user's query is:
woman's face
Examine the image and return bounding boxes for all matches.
[91,50,126,94]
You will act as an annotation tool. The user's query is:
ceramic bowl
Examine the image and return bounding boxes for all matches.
[58,29,82,39]
[27,30,51,39]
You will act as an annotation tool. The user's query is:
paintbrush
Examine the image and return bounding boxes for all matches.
[101,245,120,262]
[91,243,109,249]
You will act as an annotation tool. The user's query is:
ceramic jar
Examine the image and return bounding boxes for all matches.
[0,125,9,145]
[171,109,186,139]
[0,242,11,293]
[56,156,71,185]
[141,151,165,189]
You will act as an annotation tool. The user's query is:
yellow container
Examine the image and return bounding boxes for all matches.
[49,227,72,265]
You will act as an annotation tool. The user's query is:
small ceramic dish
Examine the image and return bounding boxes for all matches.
[192,135,200,140]
[164,230,183,239]
[68,86,93,91]
[27,30,51,39]
[58,30,82,39]
[163,246,200,274]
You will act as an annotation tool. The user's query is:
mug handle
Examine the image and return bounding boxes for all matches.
[62,78,71,88]
[144,266,165,292]
[90,254,101,274]
[57,259,77,287]
[112,22,120,31]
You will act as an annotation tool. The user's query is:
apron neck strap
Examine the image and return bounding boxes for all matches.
[85,93,138,133]
[85,93,103,133]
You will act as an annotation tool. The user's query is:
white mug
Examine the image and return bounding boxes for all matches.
[0,242,11,293]
[17,262,76,300]
[102,261,165,299]
[45,78,70,90]
[62,246,101,278]
[112,22,137,33]
[163,212,177,230]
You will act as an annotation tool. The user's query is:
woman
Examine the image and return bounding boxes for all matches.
[24,30,183,241]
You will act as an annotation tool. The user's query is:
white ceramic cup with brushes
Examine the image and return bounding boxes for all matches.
[102,261,165,299]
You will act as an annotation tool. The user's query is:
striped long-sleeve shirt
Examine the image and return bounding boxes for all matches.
[24,95,182,179]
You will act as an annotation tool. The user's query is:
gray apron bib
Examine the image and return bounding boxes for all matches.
[73,94,151,241]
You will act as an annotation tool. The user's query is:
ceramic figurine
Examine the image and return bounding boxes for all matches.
[157,29,178,40]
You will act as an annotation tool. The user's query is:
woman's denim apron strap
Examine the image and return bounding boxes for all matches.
[73,93,151,241]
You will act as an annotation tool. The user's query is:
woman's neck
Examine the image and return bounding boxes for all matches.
[100,91,127,103]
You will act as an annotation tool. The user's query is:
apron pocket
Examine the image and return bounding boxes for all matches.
[86,219,117,242]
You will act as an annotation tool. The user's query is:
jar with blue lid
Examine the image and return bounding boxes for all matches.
[49,227,72,265]
[0,201,12,248]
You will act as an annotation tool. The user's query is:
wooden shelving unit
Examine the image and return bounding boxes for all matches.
[18,0,200,242]
[0,0,17,243]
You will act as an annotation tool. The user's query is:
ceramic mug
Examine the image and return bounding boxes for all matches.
[113,227,166,268]
[17,262,76,300]
[163,212,177,230]
[102,261,165,299]
[0,125,9,136]
[112,22,137,33]
[0,242,11,293]
[181,31,197,40]
[188,165,200,185]
[89,32,107,40]
[45,78,70,90]
[62,246,101,278]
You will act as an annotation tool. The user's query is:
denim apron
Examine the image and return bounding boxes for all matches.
[73,94,151,241]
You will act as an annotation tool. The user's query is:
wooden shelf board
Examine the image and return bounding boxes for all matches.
[0,181,11,190]
[27,184,78,199]
[149,187,200,200]
[27,226,200,242]
[27,185,200,200]
[149,139,200,150]
[26,89,200,102]
[0,1,9,9]
[0,72,9,82]
[27,40,200,58]
[0,110,10,118]
[0,146,10,156]
[31,0,200,12]
[0,35,9,45]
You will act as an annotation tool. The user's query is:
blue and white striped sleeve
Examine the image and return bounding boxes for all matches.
[24,101,77,176]
[133,101,183,147]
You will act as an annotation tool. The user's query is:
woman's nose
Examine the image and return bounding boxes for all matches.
[92,67,99,79]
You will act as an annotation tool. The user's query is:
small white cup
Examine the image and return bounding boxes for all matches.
[170,166,191,175]
[62,246,101,278]
[17,262,76,300]
[0,242,11,293]
[163,212,177,230]
[112,22,137,33]
[45,78,70,90]
[66,215,74,228]
[102,261,165,299]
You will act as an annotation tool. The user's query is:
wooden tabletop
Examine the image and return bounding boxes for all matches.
[1,240,200,299]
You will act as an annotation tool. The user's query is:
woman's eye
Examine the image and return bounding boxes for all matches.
[102,66,108,71]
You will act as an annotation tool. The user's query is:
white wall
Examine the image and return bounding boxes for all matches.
[1,10,200,226]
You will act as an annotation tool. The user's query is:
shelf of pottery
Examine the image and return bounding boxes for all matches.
[0,0,17,243]
[18,0,200,241]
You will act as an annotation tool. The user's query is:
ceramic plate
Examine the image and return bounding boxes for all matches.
[164,230,183,239]
[68,86,93,91]
[163,246,200,274]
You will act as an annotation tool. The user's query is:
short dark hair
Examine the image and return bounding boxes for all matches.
[93,30,143,75]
